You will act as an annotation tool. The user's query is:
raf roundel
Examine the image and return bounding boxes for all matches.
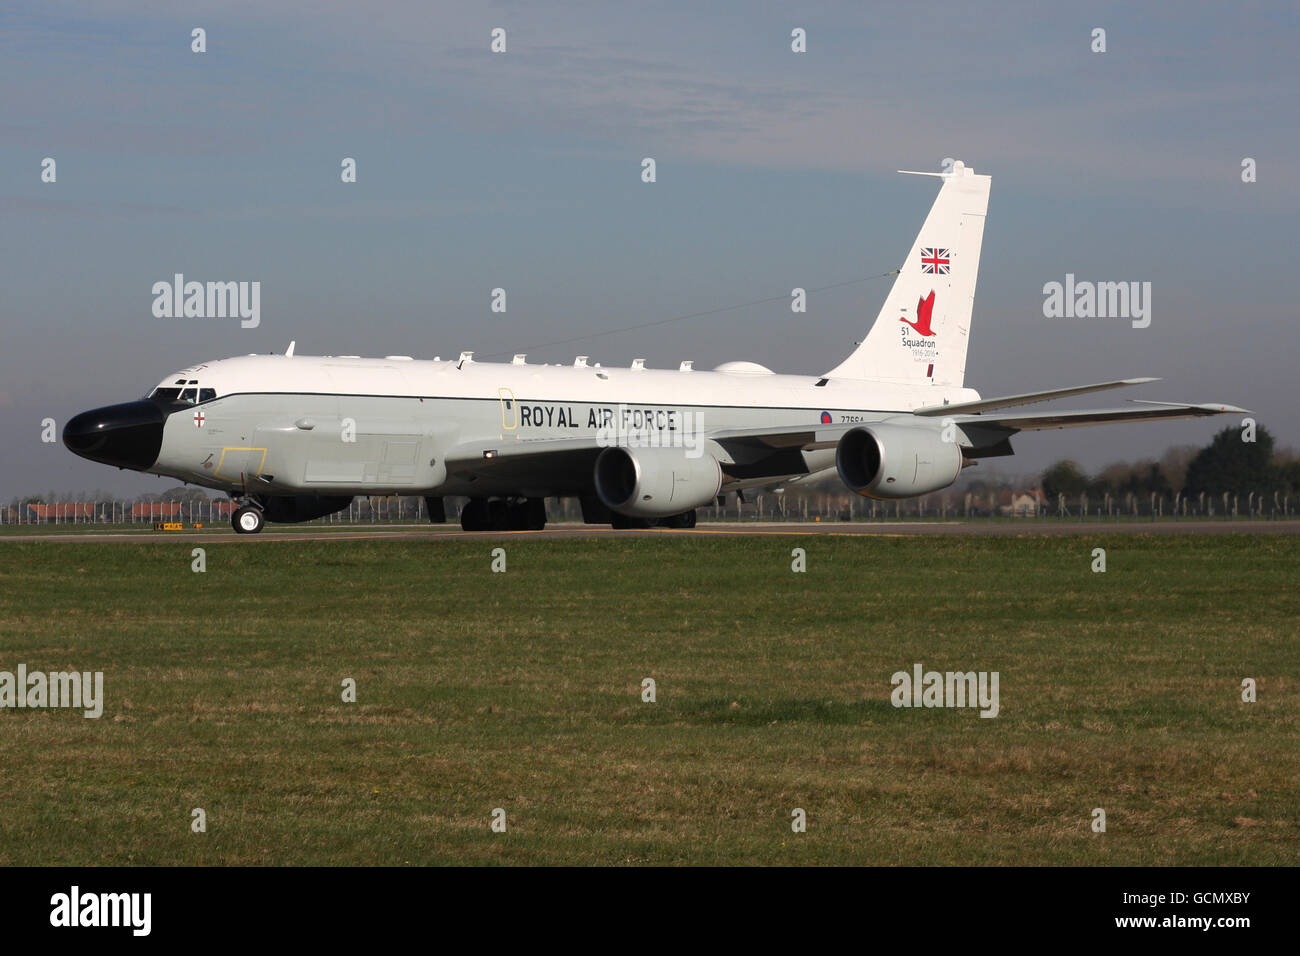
[820,411,833,424]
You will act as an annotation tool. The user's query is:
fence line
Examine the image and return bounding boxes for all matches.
[3,490,1294,525]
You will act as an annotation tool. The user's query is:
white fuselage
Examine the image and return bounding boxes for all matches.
[146,354,981,497]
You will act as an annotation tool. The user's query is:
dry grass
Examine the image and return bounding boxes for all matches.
[0,533,1295,865]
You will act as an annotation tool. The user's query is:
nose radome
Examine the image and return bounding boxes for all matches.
[63,400,166,471]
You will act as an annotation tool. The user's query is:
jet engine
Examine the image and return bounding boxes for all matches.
[594,446,722,518]
[835,424,962,499]
[254,494,354,523]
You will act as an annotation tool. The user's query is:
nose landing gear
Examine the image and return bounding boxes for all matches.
[232,504,264,534]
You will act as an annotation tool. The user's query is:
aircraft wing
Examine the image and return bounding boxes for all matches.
[692,399,1248,469]
[439,398,1247,487]
[709,398,1247,447]
[948,401,1248,432]
[912,378,1159,416]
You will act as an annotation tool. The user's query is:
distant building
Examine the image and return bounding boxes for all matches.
[999,488,1047,517]
[131,502,184,519]
[27,503,98,522]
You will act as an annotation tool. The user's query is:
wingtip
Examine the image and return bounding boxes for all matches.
[1129,399,1250,414]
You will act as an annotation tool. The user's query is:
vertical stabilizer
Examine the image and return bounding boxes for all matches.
[824,161,990,386]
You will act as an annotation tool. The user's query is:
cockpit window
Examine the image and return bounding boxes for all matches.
[150,384,216,403]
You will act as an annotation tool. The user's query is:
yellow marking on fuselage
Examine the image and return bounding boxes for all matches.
[214,447,267,481]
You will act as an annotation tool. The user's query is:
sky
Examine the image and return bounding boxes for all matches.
[2,0,1296,497]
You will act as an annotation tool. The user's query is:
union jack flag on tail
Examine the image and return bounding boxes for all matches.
[821,161,990,385]
[920,247,950,274]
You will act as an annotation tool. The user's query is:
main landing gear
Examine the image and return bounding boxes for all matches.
[232,504,264,534]
[460,497,547,532]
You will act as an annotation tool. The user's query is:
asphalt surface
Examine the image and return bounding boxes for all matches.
[4,519,1298,544]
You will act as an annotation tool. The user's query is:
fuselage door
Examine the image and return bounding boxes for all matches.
[498,388,517,431]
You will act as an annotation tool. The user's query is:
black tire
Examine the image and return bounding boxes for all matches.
[610,512,651,529]
[232,505,264,534]
[662,509,697,528]
[523,497,547,531]
[497,498,547,531]
[486,498,511,531]
[460,498,490,531]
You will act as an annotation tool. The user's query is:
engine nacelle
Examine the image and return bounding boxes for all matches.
[254,494,353,523]
[594,446,722,518]
[836,424,962,499]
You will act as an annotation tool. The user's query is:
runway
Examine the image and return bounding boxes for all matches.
[4,519,1299,544]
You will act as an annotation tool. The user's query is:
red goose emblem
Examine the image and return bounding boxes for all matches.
[900,290,937,337]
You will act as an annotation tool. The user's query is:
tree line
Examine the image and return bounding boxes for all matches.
[1041,423,1297,502]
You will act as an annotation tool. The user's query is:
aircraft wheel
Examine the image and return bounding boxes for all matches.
[487,498,511,531]
[662,510,697,528]
[232,506,264,534]
[522,498,547,531]
[460,498,490,531]
[610,512,651,529]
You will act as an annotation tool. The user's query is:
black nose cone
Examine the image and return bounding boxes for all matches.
[63,400,165,470]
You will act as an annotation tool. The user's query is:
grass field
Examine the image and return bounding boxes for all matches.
[0,533,1296,865]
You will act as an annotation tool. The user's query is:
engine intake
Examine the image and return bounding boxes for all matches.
[594,446,722,518]
[836,424,962,499]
